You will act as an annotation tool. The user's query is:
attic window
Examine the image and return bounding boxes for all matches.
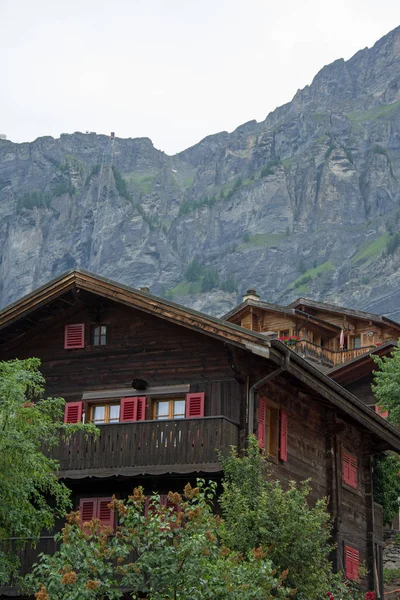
[93,325,107,346]
[342,451,358,489]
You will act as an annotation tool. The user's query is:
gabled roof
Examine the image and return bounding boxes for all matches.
[1,269,400,452]
[288,297,400,330]
[0,269,271,359]
[223,299,340,333]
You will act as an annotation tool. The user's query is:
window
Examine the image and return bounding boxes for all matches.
[90,403,120,424]
[154,399,186,420]
[345,546,360,580]
[257,397,288,461]
[342,451,358,489]
[93,325,107,346]
[353,335,361,349]
[79,497,114,531]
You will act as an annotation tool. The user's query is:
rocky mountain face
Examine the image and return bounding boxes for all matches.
[1,26,400,319]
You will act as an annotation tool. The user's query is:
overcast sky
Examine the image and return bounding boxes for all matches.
[2,0,400,155]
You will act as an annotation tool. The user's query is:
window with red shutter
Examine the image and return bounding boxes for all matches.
[64,324,85,349]
[185,393,205,418]
[257,397,266,449]
[279,409,288,462]
[345,545,360,580]
[78,497,114,531]
[64,401,83,423]
[120,397,146,422]
[257,396,280,457]
[375,405,389,419]
[342,451,358,489]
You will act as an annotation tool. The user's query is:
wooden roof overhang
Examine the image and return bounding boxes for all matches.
[327,341,397,385]
[0,270,272,359]
[224,300,340,335]
[268,340,400,453]
[288,297,400,332]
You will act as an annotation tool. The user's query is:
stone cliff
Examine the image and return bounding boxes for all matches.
[1,26,400,318]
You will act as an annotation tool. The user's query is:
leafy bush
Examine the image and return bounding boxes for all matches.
[26,482,293,600]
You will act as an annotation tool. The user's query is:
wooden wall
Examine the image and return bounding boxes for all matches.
[253,370,375,580]
[2,301,243,422]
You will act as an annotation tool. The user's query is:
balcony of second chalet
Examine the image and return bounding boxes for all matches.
[285,338,377,369]
[51,416,239,478]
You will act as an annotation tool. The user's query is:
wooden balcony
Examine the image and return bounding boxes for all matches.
[51,417,239,478]
[292,339,377,368]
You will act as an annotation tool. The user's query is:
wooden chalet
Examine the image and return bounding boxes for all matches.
[225,289,400,372]
[1,271,400,598]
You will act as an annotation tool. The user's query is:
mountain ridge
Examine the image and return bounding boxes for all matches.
[1,26,400,319]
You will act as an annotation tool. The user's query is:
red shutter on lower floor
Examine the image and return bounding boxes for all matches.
[79,498,96,526]
[98,498,114,529]
[257,396,266,449]
[64,401,83,423]
[345,546,360,580]
[185,393,205,418]
[279,409,288,462]
[64,324,85,349]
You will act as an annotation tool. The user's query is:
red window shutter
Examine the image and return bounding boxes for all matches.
[345,546,360,580]
[98,498,114,530]
[342,453,351,485]
[185,393,205,418]
[79,498,96,526]
[64,324,85,349]
[136,397,146,421]
[257,396,266,449]
[279,409,288,462]
[349,457,358,488]
[120,397,138,422]
[376,405,389,419]
[64,401,83,423]
[342,452,358,489]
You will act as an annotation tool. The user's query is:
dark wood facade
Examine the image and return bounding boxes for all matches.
[1,270,399,599]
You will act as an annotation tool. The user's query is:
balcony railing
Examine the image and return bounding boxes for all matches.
[51,416,239,478]
[291,339,377,367]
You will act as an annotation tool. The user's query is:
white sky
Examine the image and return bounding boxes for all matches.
[2,0,400,155]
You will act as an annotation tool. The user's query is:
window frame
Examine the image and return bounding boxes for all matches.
[92,324,107,346]
[153,397,186,421]
[89,402,120,424]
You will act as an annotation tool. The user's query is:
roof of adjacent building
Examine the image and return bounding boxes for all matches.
[1,269,400,452]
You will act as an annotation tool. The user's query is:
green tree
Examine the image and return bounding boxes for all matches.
[219,437,363,600]
[201,269,219,292]
[26,483,293,600]
[185,257,203,282]
[372,344,400,425]
[0,358,97,585]
[373,452,400,525]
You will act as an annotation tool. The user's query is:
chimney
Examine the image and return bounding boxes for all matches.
[140,286,150,293]
[242,288,260,302]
